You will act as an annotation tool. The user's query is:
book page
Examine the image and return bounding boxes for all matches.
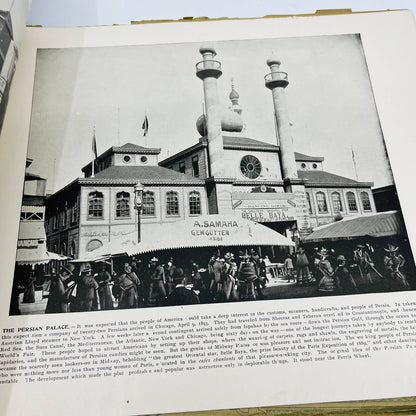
[1,10,416,416]
[0,0,30,134]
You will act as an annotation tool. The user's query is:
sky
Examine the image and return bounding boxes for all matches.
[26,33,393,193]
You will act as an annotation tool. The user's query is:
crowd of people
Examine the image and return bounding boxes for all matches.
[43,249,272,313]
[282,242,412,295]
[40,242,412,313]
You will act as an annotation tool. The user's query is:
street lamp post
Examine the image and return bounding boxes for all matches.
[134,181,144,243]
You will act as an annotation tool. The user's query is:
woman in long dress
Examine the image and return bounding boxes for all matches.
[45,264,75,313]
[22,270,36,303]
[95,263,114,310]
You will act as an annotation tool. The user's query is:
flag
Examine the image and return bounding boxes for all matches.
[142,115,149,136]
[351,147,358,180]
[92,131,98,159]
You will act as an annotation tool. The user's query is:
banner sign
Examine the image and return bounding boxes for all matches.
[232,192,297,223]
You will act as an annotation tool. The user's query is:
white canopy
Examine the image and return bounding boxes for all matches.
[16,249,68,266]
[81,215,294,261]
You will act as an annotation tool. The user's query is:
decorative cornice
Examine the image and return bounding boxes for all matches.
[205,177,286,186]
[234,179,285,186]
[112,146,161,155]
[304,182,374,188]
[78,178,204,187]
[205,177,236,184]
[283,177,307,186]
[223,143,279,153]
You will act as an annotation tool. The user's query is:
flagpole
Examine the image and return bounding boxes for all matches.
[145,109,147,147]
[117,107,120,146]
[92,126,96,178]
[351,146,358,180]
[142,111,149,146]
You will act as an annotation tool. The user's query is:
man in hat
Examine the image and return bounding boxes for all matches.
[148,257,167,305]
[45,263,76,313]
[190,259,204,292]
[353,243,379,286]
[222,252,238,301]
[166,257,185,296]
[284,253,295,282]
[75,263,99,312]
[237,251,258,300]
[166,270,200,306]
[334,255,358,294]
[250,250,266,299]
[317,248,339,295]
[296,247,310,286]
[117,262,141,309]
[208,253,223,300]
[384,244,410,290]
[94,262,114,310]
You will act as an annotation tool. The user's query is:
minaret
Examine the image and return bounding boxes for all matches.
[265,55,298,181]
[196,45,223,177]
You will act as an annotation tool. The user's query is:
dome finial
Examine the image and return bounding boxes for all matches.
[267,52,281,67]
[228,77,242,116]
[229,77,240,103]
[199,44,216,57]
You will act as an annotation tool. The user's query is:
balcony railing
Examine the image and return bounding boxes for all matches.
[196,60,222,72]
[264,72,288,83]
[195,60,223,79]
[264,71,289,88]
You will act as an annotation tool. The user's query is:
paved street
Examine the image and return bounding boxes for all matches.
[19,290,47,314]
[16,271,389,315]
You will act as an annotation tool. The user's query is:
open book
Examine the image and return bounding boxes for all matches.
[1,5,416,415]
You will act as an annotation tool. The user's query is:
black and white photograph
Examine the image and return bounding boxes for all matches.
[10,33,416,316]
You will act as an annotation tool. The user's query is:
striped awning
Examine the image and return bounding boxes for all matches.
[81,215,294,261]
[303,210,405,243]
[16,248,68,266]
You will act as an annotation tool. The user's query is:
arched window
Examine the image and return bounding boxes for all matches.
[71,197,78,224]
[316,192,328,213]
[166,191,179,216]
[331,192,343,213]
[116,191,130,217]
[142,191,155,216]
[62,201,68,227]
[360,191,372,212]
[347,191,357,212]
[70,241,76,258]
[86,239,103,252]
[189,191,201,215]
[88,191,103,218]
[306,192,313,214]
[53,207,59,229]
[53,243,58,254]
[61,242,67,256]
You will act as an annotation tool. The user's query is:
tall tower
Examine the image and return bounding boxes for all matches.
[265,55,298,183]
[196,45,223,177]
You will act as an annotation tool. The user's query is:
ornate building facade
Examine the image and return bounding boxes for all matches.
[45,45,376,258]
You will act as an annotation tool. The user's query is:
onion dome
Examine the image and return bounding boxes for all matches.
[199,44,216,56]
[267,54,281,67]
[229,86,239,102]
[196,107,244,136]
